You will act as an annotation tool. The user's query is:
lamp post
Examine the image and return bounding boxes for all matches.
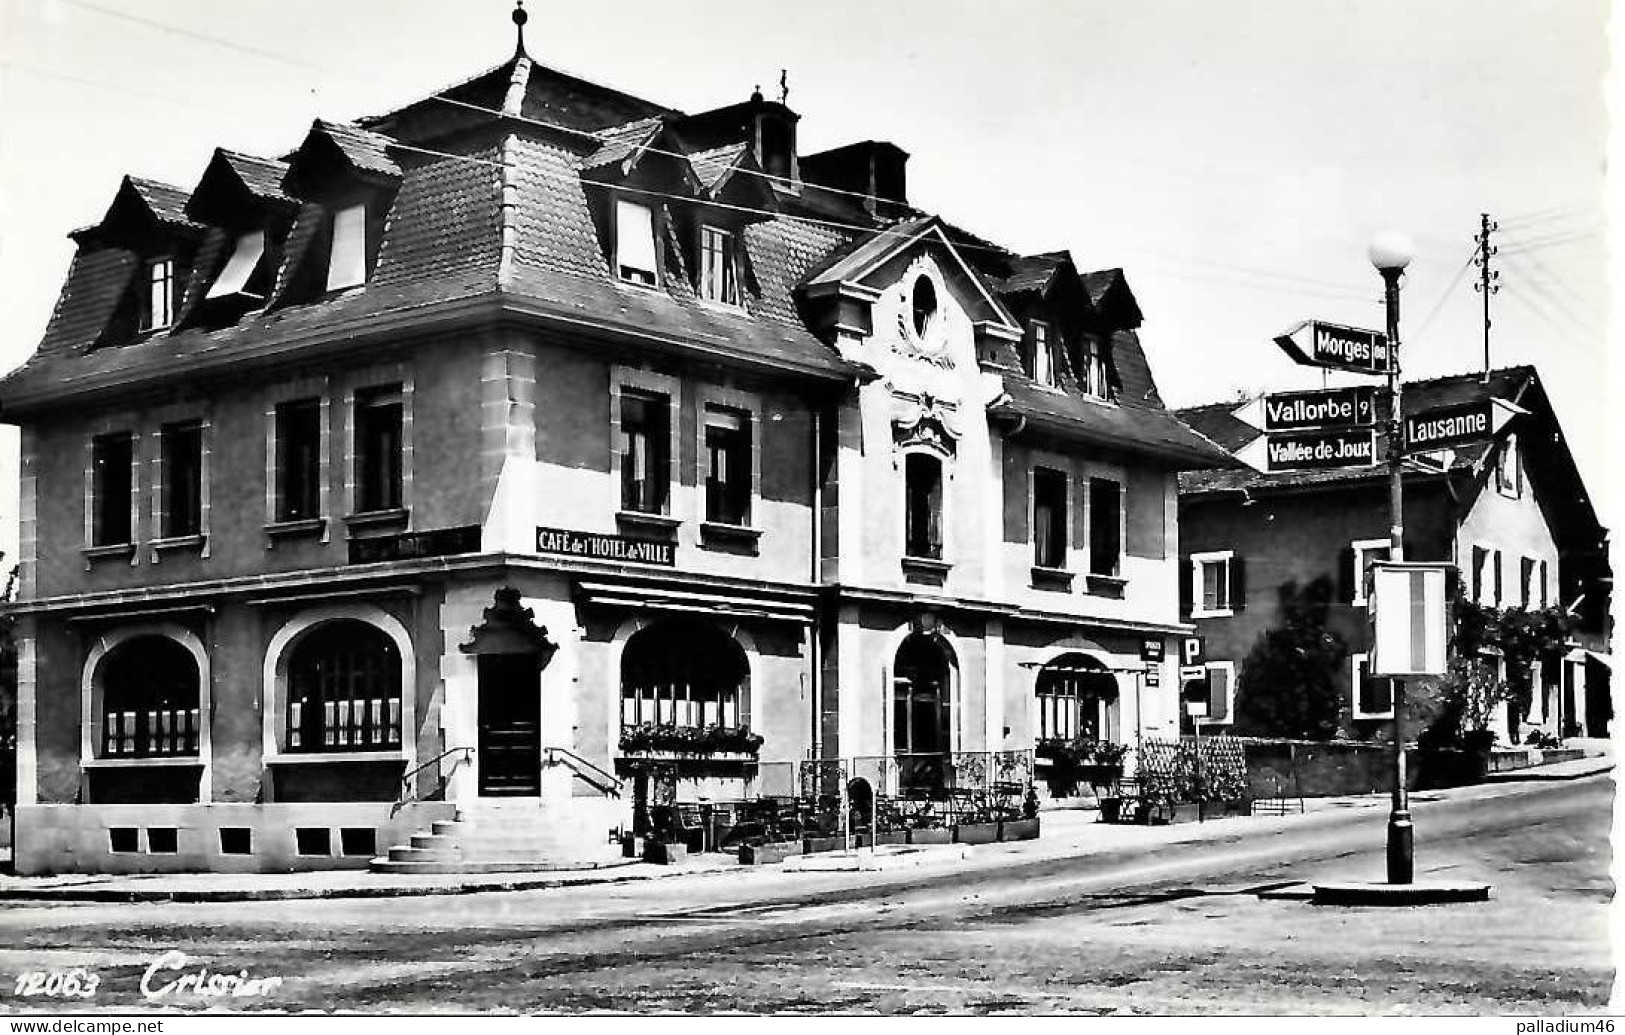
[1369,229,1414,884]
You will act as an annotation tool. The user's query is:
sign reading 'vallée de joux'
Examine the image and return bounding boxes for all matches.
[1273,320,1393,375]
[535,526,676,566]
[1262,386,1377,432]
[1264,428,1378,472]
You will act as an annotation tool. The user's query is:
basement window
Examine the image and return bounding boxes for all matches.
[146,828,179,854]
[108,828,140,854]
[340,828,377,857]
[295,828,332,857]
[219,828,253,855]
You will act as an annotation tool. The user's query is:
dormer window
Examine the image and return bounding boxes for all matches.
[207,230,268,301]
[615,199,659,287]
[1026,320,1055,386]
[141,258,177,331]
[699,225,740,306]
[325,204,368,291]
[1080,335,1110,399]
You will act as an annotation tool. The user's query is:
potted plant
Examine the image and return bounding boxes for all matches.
[1036,738,1128,798]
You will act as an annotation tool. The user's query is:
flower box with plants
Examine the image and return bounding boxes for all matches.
[617,723,765,760]
[1034,738,1129,797]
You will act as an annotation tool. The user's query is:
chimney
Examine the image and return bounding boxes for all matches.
[800,141,910,218]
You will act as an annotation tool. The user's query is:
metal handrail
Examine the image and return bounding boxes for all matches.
[543,746,624,797]
[392,745,475,815]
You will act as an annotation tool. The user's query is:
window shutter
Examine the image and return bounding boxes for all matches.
[1339,547,1357,603]
[1207,666,1230,722]
[1472,546,1486,602]
[1229,555,1247,612]
[1179,557,1193,617]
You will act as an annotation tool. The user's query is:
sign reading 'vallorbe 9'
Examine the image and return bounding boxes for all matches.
[1274,320,1393,375]
[1264,428,1377,472]
[1263,386,1377,432]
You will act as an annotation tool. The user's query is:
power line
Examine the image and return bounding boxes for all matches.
[58,0,330,72]
[1496,233,1605,323]
[1497,254,1602,338]
[1407,249,1477,347]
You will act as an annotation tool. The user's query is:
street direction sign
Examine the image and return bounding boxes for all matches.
[1262,428,1378,472]
[1258,386,1377,432]
[1179,664,1207,683]
[1402,398,1523,453]
[1274,320,1392,375]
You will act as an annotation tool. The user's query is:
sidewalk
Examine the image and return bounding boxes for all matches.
[0,793,1389,904]
[0,767,1603,904]
[1484,749,1614,782]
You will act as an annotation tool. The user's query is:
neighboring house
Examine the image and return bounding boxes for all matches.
[0,26,1233,875]
[1176,366,1611,744]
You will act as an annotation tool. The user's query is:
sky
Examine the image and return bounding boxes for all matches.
[0,0,1614,568]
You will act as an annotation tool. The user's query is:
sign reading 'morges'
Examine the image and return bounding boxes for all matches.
[535,526,676,566]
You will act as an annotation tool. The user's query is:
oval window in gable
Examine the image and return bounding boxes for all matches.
[911,275,938,340]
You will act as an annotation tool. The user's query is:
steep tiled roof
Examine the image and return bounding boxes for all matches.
[314,120,401,179]
[582,117,665,172]
[125,177,197,227]
[1001,252,1067,295]
[217,150,291,201]
[991,373,1237,470]
[688,142,751,194]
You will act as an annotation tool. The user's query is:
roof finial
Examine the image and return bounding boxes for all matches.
[779,68,789,105]
[512,1,529,59]
[751,83,763,103]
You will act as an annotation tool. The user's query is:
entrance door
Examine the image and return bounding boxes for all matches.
[894,634,952,793]
[477,655,541,795]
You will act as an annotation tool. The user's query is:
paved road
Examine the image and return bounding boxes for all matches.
[0,774,1612,1014]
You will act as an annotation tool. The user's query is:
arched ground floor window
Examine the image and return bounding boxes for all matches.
[620,619,749,731]
[1035,652,1117,742]
[98,636,200,758]
[287,619,403,751]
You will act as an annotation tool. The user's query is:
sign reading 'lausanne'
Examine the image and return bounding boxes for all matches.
[535,526,676,566]
[1402,400,1494,453]
[1264,428,1377,472]
[1263,386,1377,432]
[1274,320,1392,375]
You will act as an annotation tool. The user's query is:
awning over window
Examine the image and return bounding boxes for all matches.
[576,577,814,624]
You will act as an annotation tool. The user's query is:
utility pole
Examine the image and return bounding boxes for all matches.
[1472,213,1500,379]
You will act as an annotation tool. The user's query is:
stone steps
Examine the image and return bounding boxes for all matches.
[371,798,623,874]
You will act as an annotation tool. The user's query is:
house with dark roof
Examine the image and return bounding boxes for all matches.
[1175,365,1611,743]
[1,12,1234,875]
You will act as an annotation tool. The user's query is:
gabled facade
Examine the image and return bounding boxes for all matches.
[2,29,1232,874]
[1176,366,1611,742]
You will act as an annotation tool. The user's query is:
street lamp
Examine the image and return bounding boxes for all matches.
[1369,229,1414,885]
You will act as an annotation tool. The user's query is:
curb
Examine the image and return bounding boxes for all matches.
[1483,761,1613,783]
[0,862,727,904]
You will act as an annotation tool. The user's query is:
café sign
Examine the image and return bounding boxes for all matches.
[535,526,675,567]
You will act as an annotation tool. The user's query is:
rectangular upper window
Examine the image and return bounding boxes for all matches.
[1191,551,1234,617]
[1032,467,1067,569]
[1495,434,1522,498]
[1521,556,1537,609]
[91,432,134,546]
[1472,544,1489,604]
[704,405,751,525]
[1026,321,1055,386]
[326,204,368,291]
[616,199,658,286]
[207,230,268,300]
[354,386,403,513]
[699,225,740,305]
[904,453,944,560]
[1088,477,1121,576]
[1079,336,1110,399]
[141,258,177,331]
[160,421,203,539]
[276,398,322,522]
[620,389,670,514]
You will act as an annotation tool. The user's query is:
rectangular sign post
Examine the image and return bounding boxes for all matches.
[1262,386,1377,432]
[1368,562,1452,677]
[1263,428,1378,472]
[1274,320,1392,375]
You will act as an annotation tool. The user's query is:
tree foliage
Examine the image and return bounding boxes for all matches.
[1233,576,1348,740]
